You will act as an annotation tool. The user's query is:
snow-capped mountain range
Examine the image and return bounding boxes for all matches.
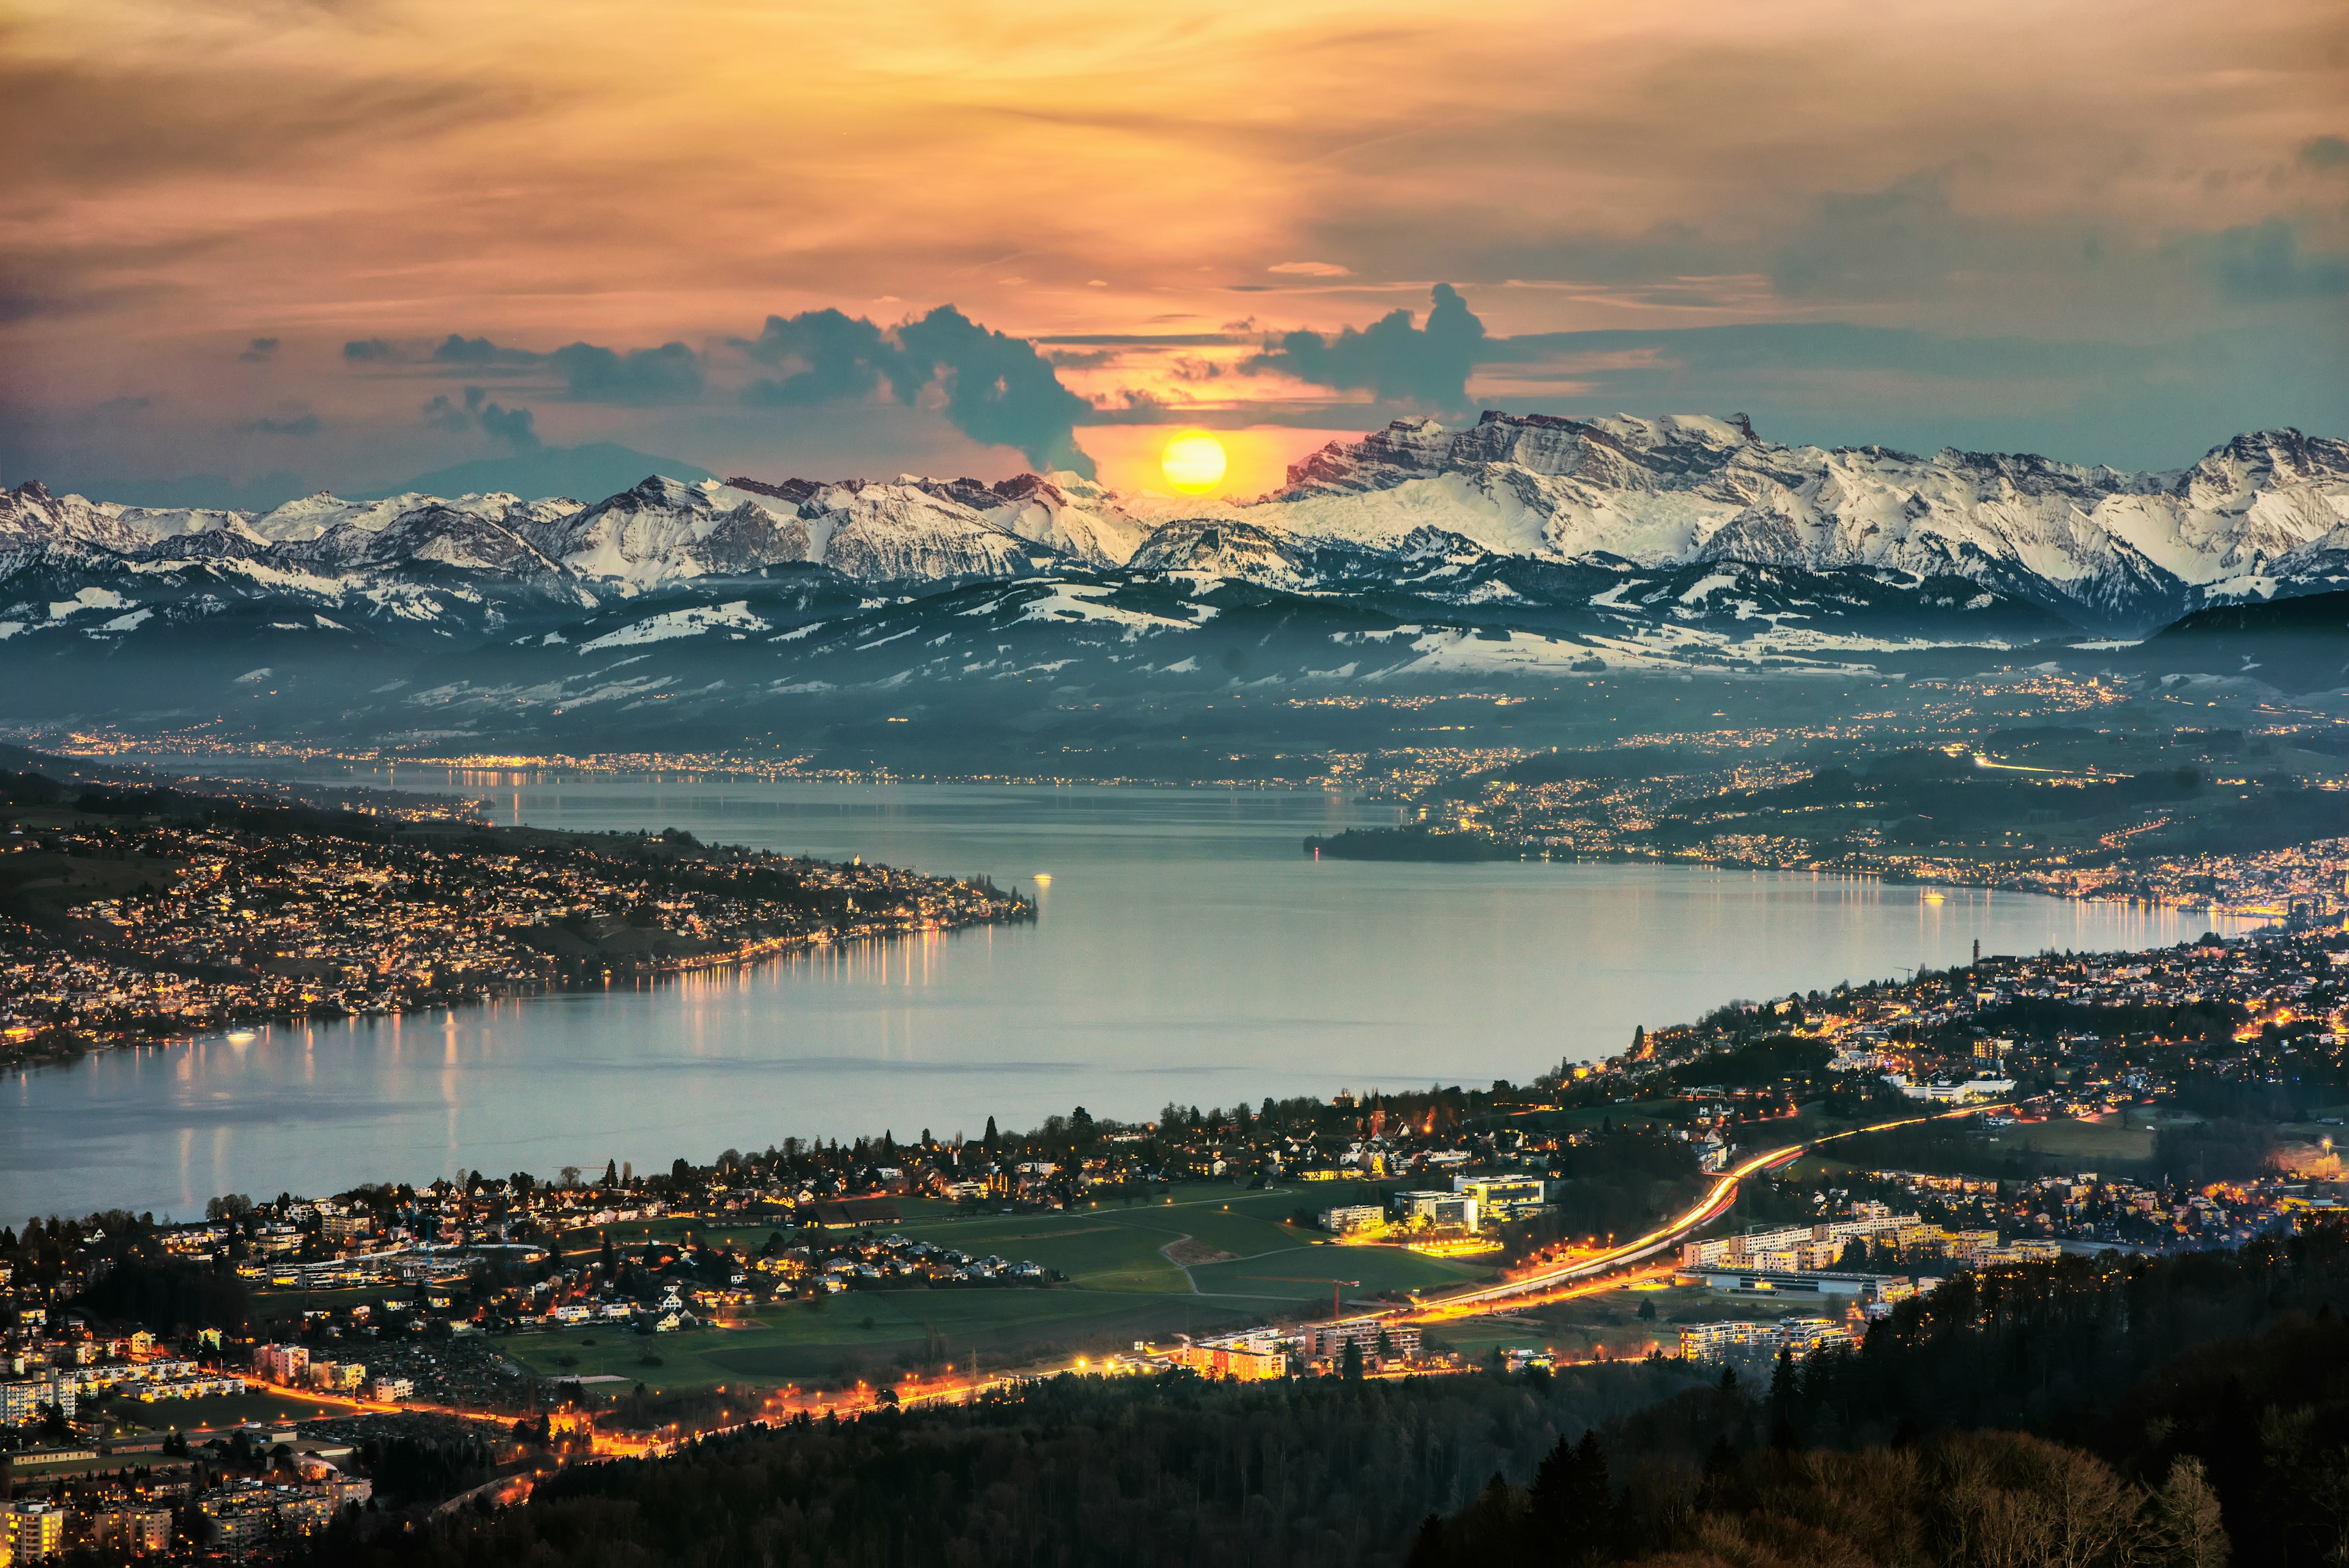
[9,414,2343,624]
[1,414,2342,737]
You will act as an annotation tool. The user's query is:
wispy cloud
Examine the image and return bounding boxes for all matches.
[3,0,2339,489]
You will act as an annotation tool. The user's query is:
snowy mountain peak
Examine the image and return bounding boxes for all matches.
[1240,414,2348,628]
[8,416,2342,633]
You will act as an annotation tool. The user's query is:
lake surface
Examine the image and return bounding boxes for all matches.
[2,777,2232,1220]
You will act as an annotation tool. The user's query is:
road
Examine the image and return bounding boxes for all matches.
[1386,1099,2014,1326]
[225,1102,2010,1451]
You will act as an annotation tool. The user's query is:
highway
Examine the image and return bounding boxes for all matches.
[1386,1099,2016,1326]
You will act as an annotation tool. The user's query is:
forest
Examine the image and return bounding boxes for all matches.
[307,1222,2349,1567]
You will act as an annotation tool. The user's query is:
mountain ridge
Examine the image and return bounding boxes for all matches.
[7,415,2343,632]
[2,415,2343,743]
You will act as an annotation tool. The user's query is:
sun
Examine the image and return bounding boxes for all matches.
[1160,433,1227,494]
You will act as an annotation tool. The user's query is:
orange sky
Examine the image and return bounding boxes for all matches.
[3,0,2343,500]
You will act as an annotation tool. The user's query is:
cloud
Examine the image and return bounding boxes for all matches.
[474,399,538,450]
[1267,261,1351,277]
[431,333,546,367]
[739,305,1096,475]
[1769,169,1995,303]
[420,392,470,431]
[340,304,1097,471]
[737,308,905,406]
[239,336,279,362]
[420,386,539,448]
[1245,283,1486,412]
[895,306,1097,476]
[2300,135,2349,171]
[363,330,706,403]
[547,340,703,403]
[2202,217,2349,302]
[0,46,526,200]
[238,412,323,436]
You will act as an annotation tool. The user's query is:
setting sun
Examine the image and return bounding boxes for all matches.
[1160,433,1228,493]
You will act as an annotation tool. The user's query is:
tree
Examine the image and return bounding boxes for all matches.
[1531,1429,1612,1564]
[1341,1340,1365,1381]
[2153,1455,2230,1568]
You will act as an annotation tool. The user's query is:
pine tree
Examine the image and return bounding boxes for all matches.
[1531,1429,1612,1564]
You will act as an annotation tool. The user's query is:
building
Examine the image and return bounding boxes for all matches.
[91,1509,174,1555]
[1168,1336,1289,1381]
[1391,1191,1479,1232]
[6,1502,67,1564]
[1308,1321,1422,1362]
[1677,1317,1850,1364]
[253,1343,310,1385]
[309,1359,366,1391]
[1887,1075,2016,1103]
[0,1373,74,1423]
[1319,1205,1385,1236]
[1691,1269,1916,1305]
[1682,1211,1947,1271]
[1451,1175,1547,1221]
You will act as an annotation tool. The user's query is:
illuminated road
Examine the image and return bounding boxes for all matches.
[1386,1099,2017,1325]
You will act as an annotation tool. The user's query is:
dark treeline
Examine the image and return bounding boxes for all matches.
[78,1254,251,1336]
[1417,1223,2349,1566]
[321,1224,2349,1567]
[306,1363,1707,1568]
[1655,1036,1830,1093]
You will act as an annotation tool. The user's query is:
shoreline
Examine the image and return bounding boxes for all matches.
[0,907,1032,1077]
[1308,836,2270,926]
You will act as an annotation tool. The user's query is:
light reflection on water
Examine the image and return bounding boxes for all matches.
[2,778,2238,1219]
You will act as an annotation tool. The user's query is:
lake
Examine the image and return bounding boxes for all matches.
[1,776,2230,1220]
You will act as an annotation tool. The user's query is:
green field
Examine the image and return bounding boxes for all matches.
[80,1388,352,1435]
[504,1183,1492,1392]
[1990,1116,2157,1164]
[1801,1113,2166,1181]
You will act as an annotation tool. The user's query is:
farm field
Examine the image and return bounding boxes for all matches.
[504,1183,1492,1391]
